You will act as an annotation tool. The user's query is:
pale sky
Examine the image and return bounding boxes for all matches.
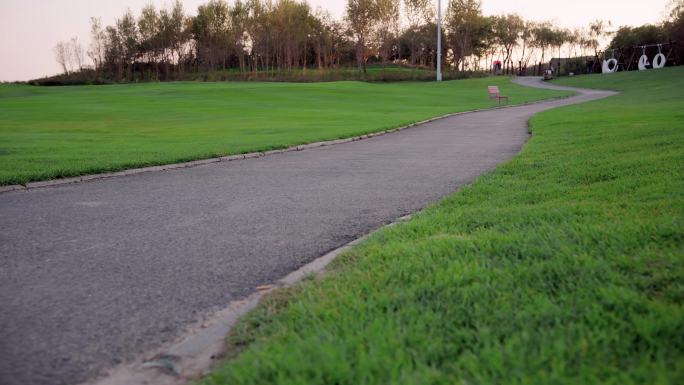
[0,0,669,81]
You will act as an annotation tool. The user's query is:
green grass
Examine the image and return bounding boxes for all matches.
[202,67,684,384]
[0,77,567,185]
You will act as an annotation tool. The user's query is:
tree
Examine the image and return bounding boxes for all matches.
[567,28,581,59]
[587,19,611,56]
[493,14,523,73]
[104,24,124,78]
[192,0,230,70]
[87,17,106,71]
[229,0,250,72]
[53,37,84,74]
[479,16,497,72]
[403,0,433,65]
[269,0,313,71]
[117,10,139,80]
[609,25,667,49]
[518,20,536,73]
[245,0,272,73]
[138,4,160,77]
[311,9,348,70]
[375,0,400,66]
[346,0,378,72]
[551,27,569,74]
[664,0,684,64]
[165,1,190,73]
[666,0,684,20]
[531,21,555,73]
[70,37,85,70]
[54,42,70,74]
[445,0,489,71]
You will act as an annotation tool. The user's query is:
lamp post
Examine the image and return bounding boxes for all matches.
[437,0,442,81]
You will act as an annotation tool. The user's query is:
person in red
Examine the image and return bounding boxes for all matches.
[493,60,502,74]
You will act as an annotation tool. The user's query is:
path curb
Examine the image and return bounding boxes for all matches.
[1,93,573,195]
[63,78,610,385]
[82,214,414,385]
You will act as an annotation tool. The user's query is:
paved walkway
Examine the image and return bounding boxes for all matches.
[0,78,614,385]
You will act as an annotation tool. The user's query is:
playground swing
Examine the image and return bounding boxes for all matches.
[627,42,676,71]
[653,44,667,69]
[638,46,651,70]
[602,49,619,74]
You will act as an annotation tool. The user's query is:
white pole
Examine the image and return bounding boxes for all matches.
[437,0,442,81]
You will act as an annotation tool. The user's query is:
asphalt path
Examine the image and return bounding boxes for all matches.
[0,78,614,385]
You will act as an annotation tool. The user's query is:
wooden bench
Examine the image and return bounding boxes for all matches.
[488,86,509,107]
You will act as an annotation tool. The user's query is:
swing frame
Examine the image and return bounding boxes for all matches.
[625,41,677,71]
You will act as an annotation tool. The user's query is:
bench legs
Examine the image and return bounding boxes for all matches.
[490,96,510,107]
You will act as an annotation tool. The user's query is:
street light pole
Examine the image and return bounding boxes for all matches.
[437,0,442,81]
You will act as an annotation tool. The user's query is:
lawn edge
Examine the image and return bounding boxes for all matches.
[81,213,415,385]
[80,78,615,385]
[1,92,573,195]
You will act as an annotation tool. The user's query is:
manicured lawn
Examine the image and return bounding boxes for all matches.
[202,67,684,384]
[0,77,567,185]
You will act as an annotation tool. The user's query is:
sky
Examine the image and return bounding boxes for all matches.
[0,0,670,81]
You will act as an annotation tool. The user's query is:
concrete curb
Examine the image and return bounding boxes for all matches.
[77,79,588,385]
[0,184,26,193]
[1,93,573,195]
[82,214,414,385]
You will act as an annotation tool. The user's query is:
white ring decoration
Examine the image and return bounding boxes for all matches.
[602,58,618,73]
[652,53,666,69]
[638,55,650,70]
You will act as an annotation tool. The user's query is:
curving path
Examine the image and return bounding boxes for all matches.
[0,78,614,385]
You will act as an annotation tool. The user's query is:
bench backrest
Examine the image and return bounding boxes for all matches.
[487,85,509,104]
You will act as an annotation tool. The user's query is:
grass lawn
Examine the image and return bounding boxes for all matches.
[0,77,567,185]
[202,67,684,384]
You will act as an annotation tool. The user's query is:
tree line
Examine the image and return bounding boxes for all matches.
[50,0,682,83]
[615,0,684,49]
